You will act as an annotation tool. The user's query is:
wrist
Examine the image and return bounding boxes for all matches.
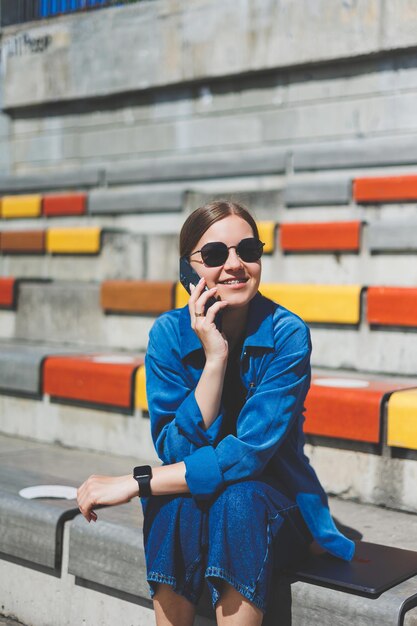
[133,465,153,498]
[205,355,228,370]
[128,475,140,499]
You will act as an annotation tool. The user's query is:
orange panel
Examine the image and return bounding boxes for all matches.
[43,193,87,217]
[43,355,144,409]
[1,230,45,253]
[304,375,412,443]
[101,281,175,315]
[0,277,16,308]
[280,221,361,252]
[354,175,417,203]
[367,287,417,328]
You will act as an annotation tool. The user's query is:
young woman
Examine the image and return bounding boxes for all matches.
[77,201,354,626]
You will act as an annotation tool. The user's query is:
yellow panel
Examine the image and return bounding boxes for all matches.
[257,221,276,254]
[260,283,362,324]
[388,389,417,450]
[2,195,41,219]
[175,282,190,309]
[46,227,101,254]
[134,365,148,411]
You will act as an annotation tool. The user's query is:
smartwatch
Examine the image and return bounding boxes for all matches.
[133,465,153,497]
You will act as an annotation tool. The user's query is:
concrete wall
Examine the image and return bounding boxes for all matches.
[5,50,417,174]
[1,0,417,174]
[0,42,11,174]
[2,0,417,108]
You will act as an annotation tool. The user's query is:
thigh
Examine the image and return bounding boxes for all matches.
[206,479,302,613]
[142,493,209,572]
[209,479,302,569]
[141,494,209,605]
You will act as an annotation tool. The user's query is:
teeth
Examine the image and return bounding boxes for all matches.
[222,279,246,284]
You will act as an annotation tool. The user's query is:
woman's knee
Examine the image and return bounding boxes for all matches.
[153,583,196,626]
[210,480,264,519]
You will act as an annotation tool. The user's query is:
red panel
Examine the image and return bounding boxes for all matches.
[354,175,417,203]
[43,355,144,409]
[367,287,417,328]
[304,375,412,443]
[43,193,87,217]
[280,221,361,252]
[0,277,16,308]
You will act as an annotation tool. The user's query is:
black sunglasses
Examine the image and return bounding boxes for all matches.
[189,237,265,267]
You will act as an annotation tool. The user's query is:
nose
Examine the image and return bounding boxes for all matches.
[223,246,243,271]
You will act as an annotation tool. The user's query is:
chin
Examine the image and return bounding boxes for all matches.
[221,291,256,309]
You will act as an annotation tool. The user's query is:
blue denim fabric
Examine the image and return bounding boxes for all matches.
[145,292,355,561]
[141,476,312,613]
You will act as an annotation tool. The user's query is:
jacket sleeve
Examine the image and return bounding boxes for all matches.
[145,320,224,464]
[184,323,311,499]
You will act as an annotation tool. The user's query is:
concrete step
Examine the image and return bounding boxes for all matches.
[0,362,417,513]
[2,212,417,287]
[0,434,416,626]
[2,279,417,376]
[0,229,147,282]
[6,282,155,349]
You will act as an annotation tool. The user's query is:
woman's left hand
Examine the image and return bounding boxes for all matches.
[77,474,139,522]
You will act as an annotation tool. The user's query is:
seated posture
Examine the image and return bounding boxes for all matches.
[77,201,355,626]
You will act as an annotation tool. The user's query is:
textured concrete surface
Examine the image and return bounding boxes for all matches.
[283,178,352,207]
[88,184,185,215]
[0,232,146,282]
[368,221,417,252]
[106,147,286,184]
[291,575,417,626]
[0,169,101,192]
[1,0,385,108]
[0,393,159,459]
[2,16,417,175]
[294,134,417,171]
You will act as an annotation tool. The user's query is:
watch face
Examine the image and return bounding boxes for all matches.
[134,465,152,479]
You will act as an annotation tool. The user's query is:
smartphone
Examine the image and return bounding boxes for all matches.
[179,257,222,331]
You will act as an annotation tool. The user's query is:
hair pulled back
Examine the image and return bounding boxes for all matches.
[179,200,259,258]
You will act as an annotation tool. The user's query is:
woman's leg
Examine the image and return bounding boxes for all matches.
[153,583,196,626]
[215,580,263,626]
[142,494,209,621]
[205,480,311,622]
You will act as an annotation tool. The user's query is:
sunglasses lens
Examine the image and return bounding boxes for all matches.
[201,242,229,267]
[199,238,264,266]
[237,238,264,261]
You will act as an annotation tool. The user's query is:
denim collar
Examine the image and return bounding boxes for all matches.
[179,292,275,360]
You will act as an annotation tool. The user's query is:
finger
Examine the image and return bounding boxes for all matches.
[188,277,205,312]
[204,299,228,323]
[194,287,218,314]
[188,277,205,299]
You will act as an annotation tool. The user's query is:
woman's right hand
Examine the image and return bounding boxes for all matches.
[189,278,229,364]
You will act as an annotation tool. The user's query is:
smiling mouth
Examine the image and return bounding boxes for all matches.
[219,278,248,285]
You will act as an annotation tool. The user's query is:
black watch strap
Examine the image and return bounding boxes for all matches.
[133,465,152,497]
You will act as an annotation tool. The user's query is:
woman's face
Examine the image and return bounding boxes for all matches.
[189,214,262,309]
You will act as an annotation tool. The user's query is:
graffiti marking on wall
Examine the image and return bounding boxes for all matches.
[0,33,53,63]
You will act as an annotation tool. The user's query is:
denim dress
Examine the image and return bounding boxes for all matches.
[141,312,313,612]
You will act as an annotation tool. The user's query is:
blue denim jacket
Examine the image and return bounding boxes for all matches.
[145,292,355,561]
